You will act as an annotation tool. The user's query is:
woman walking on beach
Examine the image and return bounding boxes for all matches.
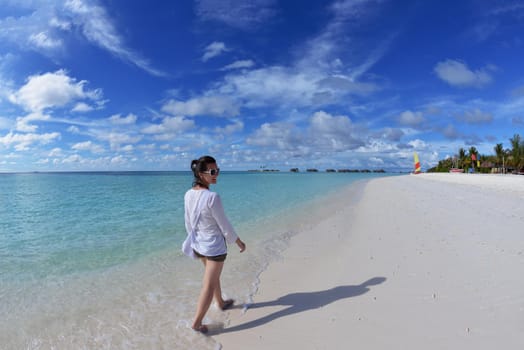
[183,155,246,333]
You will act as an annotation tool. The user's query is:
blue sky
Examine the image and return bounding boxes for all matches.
[1,0,523,172]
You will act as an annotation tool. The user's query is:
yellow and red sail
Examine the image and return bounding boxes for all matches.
[413,152,421,174]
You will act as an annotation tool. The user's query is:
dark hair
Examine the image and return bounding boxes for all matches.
[191,155,216,188]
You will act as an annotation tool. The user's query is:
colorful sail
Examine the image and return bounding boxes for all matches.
[413,152,421,174]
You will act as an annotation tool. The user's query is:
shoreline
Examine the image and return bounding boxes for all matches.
[1,172,383,349]
[214,173,524,349]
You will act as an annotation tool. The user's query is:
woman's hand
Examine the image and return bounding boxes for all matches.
[236,238,246,253]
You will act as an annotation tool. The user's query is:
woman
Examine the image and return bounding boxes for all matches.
[183,155,246,333]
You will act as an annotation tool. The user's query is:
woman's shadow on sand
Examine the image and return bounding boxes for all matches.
[218,277,386,334]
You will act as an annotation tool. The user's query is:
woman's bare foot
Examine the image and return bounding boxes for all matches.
[191,324,209,334]
[220,299,234,310]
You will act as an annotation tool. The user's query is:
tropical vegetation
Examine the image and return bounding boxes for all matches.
[427,134,524,173]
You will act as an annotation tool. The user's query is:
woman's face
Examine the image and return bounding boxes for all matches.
[200,163,219,186]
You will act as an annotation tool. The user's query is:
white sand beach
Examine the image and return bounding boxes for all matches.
[214,173,524,349]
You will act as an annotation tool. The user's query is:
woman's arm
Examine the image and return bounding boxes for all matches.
[235,238,246,252]
[209,193,239,243]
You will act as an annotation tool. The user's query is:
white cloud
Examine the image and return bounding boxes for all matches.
[215,120,244,135]
[202,41,228,62]
[458,109,493,124]
[15,111,51,132]
[310,111,352,134]
[109,113,137,125]
[513,116,524,126]
[0,131,60,151]
[10,70,102,112]
[121,144,134,152]
[308,110,363,151]
[219,66,317,108]
[110,155,127,164]
[141,124,164,134]
[330,0,376,18]
[162,96,239,117]
[8,70,103,132]
[442,124,460,139]
[195,0,277,30]
[0,3,57,53]
[29,31,62,49]
[64,0,166,77]
[0,2,163,75]
[0,116,14,130]
[368,156,384,166]
[380,127,404,142]
[360,139,396,154]
[49,17,72,31]
[408,139,428,149]
[162,116,195,131]
[93,131,142,151]
[398,110,425,126]
[139,143,157,151]
[491,2,524,16]
[434,59,494,88]
[247,122,299,149]
[35,158,50,164]
[297,0,392,81]
[214,65,377,111]
[245,110,368,159]
[72,140,105,153]
[187,1,383,118]
[62,154,83,164]
[67,125,80,134]
[48,147,63,157]
[71,102,94,113]
[316,75,378,95]
[221,59,255,71]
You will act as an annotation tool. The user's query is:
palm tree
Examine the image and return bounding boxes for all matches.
[509,134,523,172]
[458,148,466,169]
[494,143,504,172]
[468,146,478,171]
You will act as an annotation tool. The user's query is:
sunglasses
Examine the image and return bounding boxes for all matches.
[201,168,220,176]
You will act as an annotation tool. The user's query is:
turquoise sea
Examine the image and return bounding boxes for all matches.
[0,171,389,349]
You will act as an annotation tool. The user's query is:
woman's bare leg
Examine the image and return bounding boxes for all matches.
[192,259,224,329]
[214,279,226,307]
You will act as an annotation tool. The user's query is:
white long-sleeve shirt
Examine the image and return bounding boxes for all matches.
[184,189,238,257]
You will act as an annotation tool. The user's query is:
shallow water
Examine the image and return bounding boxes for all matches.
[0,171,389,349]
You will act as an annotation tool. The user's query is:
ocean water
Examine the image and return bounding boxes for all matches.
[0,171,389,349]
